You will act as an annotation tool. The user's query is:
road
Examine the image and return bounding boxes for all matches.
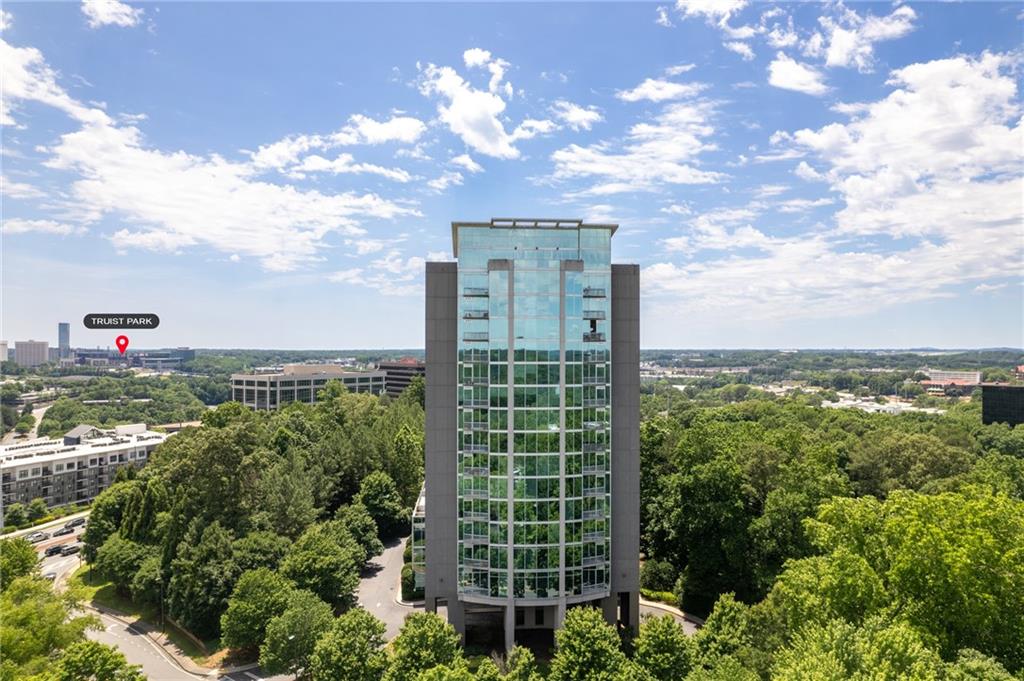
[356,535,418,640]
[639,602,700,635]
[37,542,289,681]
[1,403,51,444]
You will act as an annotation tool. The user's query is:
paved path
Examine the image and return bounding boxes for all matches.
[638,600,700,635]
[356,535,419,640]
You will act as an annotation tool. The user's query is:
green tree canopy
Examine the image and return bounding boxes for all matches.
[259,589,334,677]
[384,612,463,681]
[309,607,389,681]
[220,568,295,653]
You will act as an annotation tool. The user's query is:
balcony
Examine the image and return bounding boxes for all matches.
[582,583,608,595]
[464,488,489,499]
[582,376,606,385]
[463,310,489,320]
[583,287,605,298]
[460,583,490,594]
[463,510,489,521]
[462,376,489,386]
[583,487,605,498]
[582,352,606,363]
[583,332,605,343]
[462,533,490,544]
[583,531,605,542]
[582,555,606,567]
[582,443,606,454]
[463,443,489,454]
[584,421,607,431]
[582,464,605,475]
[464,466,489,477]
[463,421,489,432]
[582,509,604,520]
[463,558,489,568]
[583,310,605,320]
[464,287,489,297]
[463,332,489,342]
[463,399,490,408]
[582,398,606,408]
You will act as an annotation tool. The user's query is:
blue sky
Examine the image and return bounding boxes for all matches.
[2,1,1021,350]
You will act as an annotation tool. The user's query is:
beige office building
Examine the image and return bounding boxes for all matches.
[231,364,386,410]
[14,341,49,367]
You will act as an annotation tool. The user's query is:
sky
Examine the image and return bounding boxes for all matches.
[1,0,1022,350]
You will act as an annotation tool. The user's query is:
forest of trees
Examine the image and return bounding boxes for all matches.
[9,373,1024,679]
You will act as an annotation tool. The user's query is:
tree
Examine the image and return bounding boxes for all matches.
[355,471,407,539]
[129,554,163,607]
[167,520,239,639]
[259,589,334,677]
[549,607,630,681]
[502,646,541,681]
[334,503,384,565]
[3,502,27,528]
[634,615,692,681]
[220,569,295,653]
[280,523,361,608]
[388,424,424,506]
[847,432,973,498]
[45,640,145,681]
[120,477,168,543]
[400,375,425,409]
[27,498,48,522]
[256,448,317,539]
[383,612,463,681]
[95,533,151,595]
[82,480,141,562]
[233,530,292,573]
[640,559,677,592]
[309,607,388,681]
[0,538,38,592]
[0,577,97,677]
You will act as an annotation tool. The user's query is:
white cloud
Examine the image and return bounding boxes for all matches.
[775,197,833,213]
[418,56,550,159]
[763,14,798,48]
[660,203,692,215]
[427,170,464,192]
[724,41,755,61]
[665,63,696,76]
[450,154,483,173]
[463,48,492,68]
[616,78,706,102]
[794,161,824,181]
[643,51,1023,324]
[1,175,44,199]
[973,283,1006,294]
[344,238,392,255]
[656,6,674,28]
[1,36,418,271]
[755,183,788,198]
[0,10,12,32]
[819,5,917,72]
[329,249,425,296]
[550,100,603,131]
[4,218,85,235]
[674,0,747,24]
[551,101,724,195]
[768,52,828,96]
[287,153,414,182]
[81,0,143,28]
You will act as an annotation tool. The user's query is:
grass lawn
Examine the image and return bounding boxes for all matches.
[69,564,220,664]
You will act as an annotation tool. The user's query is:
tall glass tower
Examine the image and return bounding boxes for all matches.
[425,219,639,649]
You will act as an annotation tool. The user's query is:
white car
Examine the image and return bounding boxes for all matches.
[26,532,50,543]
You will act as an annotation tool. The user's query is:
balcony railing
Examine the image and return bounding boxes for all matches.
[584,421,607,431]
[462,377,489,387]
[460,584,490,594]
[582,398,606,408]
[462,533,490,544]
[463,443,489,454]
[464,287,489,297]
[583,531,605,542]
[464,466,489,477]
[462,558,489,568]
[463,399,490,408]
[582,509,604,519]
[463,510,489,521]
[464,488,489,499]
[582,375,606,385]
[582,465,605,474]
[463,310,489,320]
[582,352,606,363]
[582,583,608,594]
[463,421,489,431]
[583,332,605,343]
[582,443,606,453]
[583,287,605,298]
[583,310,606,320]
[582,555,606,567]
[583,487,605,497]
[463,332,489,342]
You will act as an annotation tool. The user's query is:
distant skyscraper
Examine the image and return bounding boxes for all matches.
[425,218,639,650]
[58,322,71,359]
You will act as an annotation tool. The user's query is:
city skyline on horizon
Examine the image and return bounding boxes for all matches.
[2,2,1022,350]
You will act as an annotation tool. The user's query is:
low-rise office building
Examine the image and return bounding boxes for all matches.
[379,358,426,398]
[231,364,386,410]
[1,424,168,521]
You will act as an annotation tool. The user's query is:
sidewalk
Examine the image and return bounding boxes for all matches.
[639,596,705,627]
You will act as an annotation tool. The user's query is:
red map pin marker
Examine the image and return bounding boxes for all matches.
[115,335,129,355]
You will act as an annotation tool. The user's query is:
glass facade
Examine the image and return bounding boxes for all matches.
[455,223,612,603]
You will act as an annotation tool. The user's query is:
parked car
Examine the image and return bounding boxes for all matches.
[52,526,74,537]
[42,572,57,581]
[65,517,86,529]
[44,544,64,557]
[59,544,81,556]
[26,532,50,543]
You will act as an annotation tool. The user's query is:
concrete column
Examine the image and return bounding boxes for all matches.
[505,603,515,652]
